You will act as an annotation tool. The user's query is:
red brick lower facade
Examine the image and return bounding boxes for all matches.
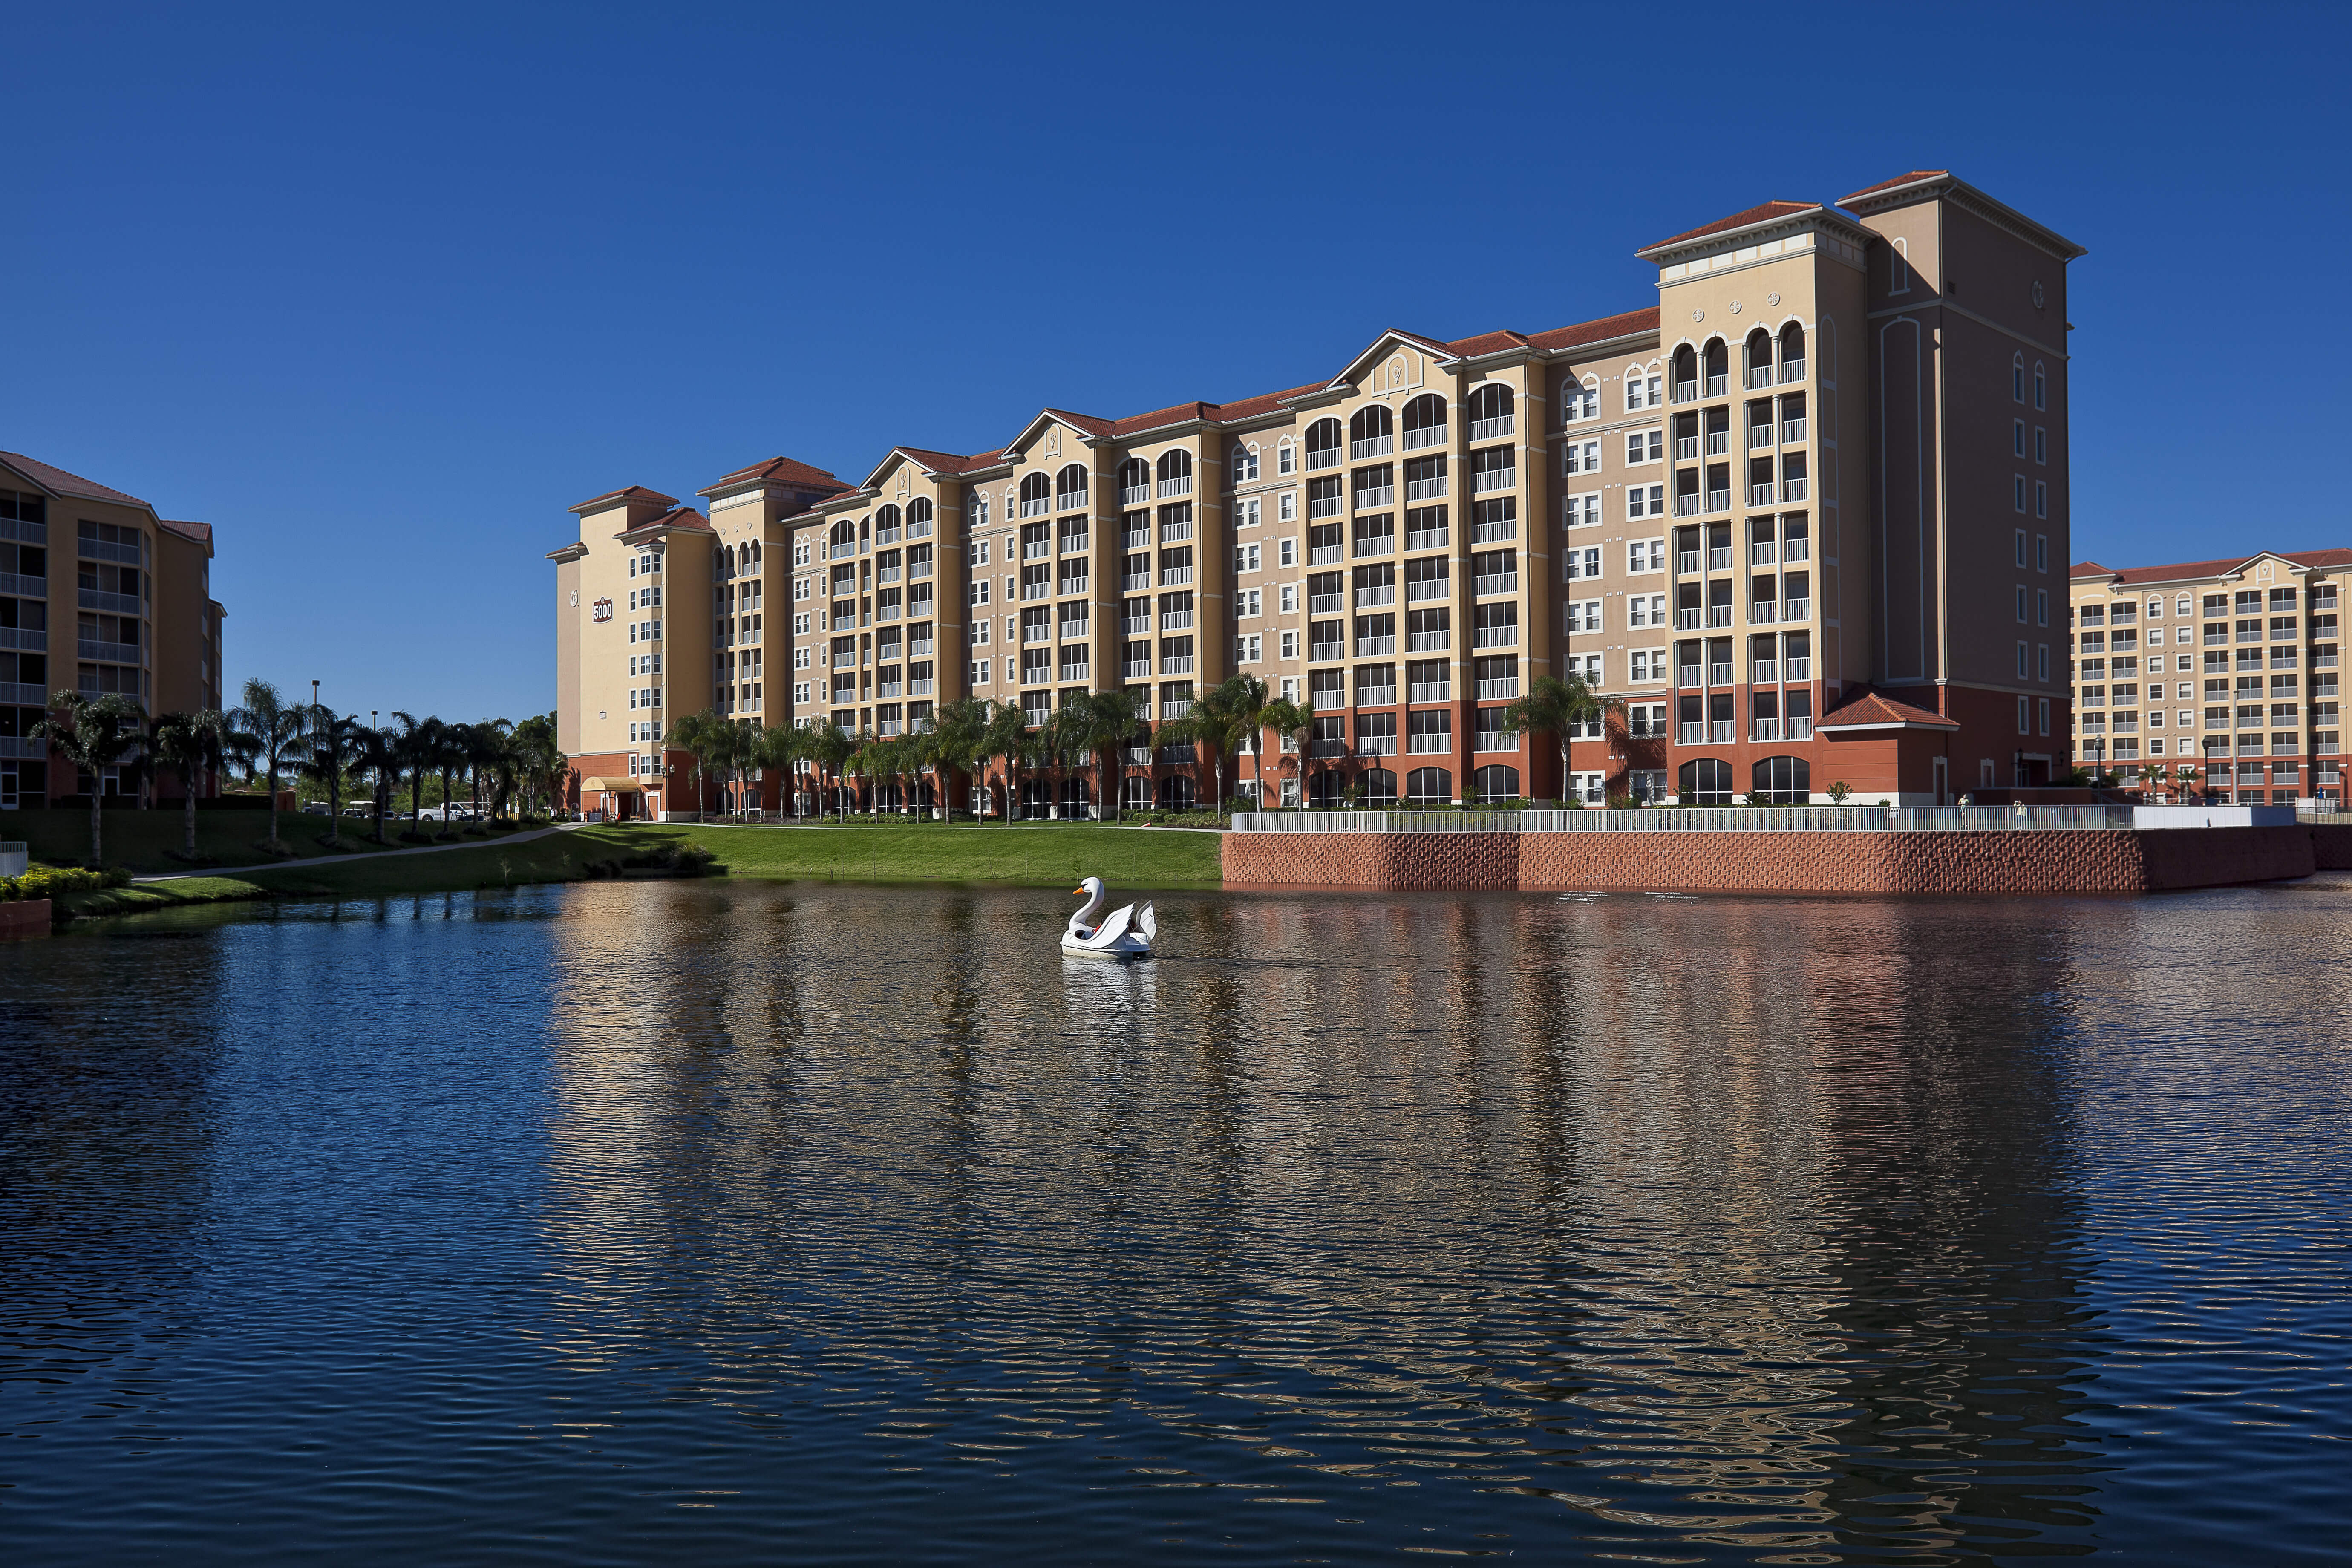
[1223,824,2347,895]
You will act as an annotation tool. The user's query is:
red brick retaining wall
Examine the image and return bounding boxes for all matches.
[1223,827,2329,895]
[0,899,53,938]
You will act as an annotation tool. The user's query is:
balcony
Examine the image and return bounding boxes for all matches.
[1021,581,1050,601]
[1676,608,1703,630]
[1023,624,1051,644]
[1783,597,1811,620]
[1747,364,1776,392]
[877,565,900,584]
[1751,540,1776,566]
[1473,624,1518,649]
[1120,659,1151,679]
[1120,614,1150,637]
[1353,531,1394,558]
[1351,435,1392,461]
[1754,658,1778,683]
[1022,538,1050,560]
[1308,639,1342,664]
[1471,515,1517,545]
[1408,630,1451,652]
[1059,490,1088,512]
[2238,627,2263,643]
[1354,484,1395,510]
[1402,425,1446,453]
[1753,718,1780,740]
[1749,423,1773,451]
[911,556,934,577]
[1711,719,1735,741]
[1408,732,1451,754]
[1789,716,1813,740]
[1477,677,1520,700]
[1309,542,1343,566]
[1160,610,1193,631]
[1473,573,1516,597]
[0,625,43,653]
[1356,733,1398,756]
[832,542,854,560]
[1407,579,1448,603]
[1705,488,1731,513]
[78,588,141,616]
[1678,664,1702,688]
[78,639,141,663]
[1675,495,1700,517]
[1157,474,1192,498]
[1705,372,1728,398]
[1749,483,1777,507]
[1787,657,1812,680]
[1406,525,1449,552]
[1709,662,1733,685]
[1309,592,1343,615]
[1160,565,1193,587]
[1357,684,1397,707]
[1405,476,1449,502]
[80,537,140,566]
[1020,496,1051,518]
[1782,477,1809,501]
[1750,601,1778,623]
[1781,358,1806,383]
[1470,414,1515,442]
[1674,380,1698,403]
[1355,635,1395,657]
[876,681,902,699]
[1356,583,1395,608]
[1059,533,1087,556]
[1308,494,1343,519]
[1121,571,1151,593]
[1709,606,1733,628]
[1679,721,1704,743]
[910,678,934,697]
[1121,483,1150,507]
[1784,536,1810,562]
[1782,417,1807,443]
[1409,680,1450,703]
[1304,447,1341,472]
[1677,549,1701,575]
[1709,543,1732,570]
[1471,466,1516,494]
[873,523,900,545]
[1160,654,1195,675]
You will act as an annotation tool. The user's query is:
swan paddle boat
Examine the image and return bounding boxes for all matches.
[1064,876,1156,959]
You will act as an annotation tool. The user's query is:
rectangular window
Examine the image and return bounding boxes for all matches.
[2017,640,2029,677]
[1562,440,1602,475]
[1564,385,1598,421]
[2035,427,2048,464]
[2016,585,2029,623]
[1625,484,1666,520]
[2018,695,2031,735]
[1627,538,1665,574]
[1236,496,1261,529]
[1565,546,1601,581]
[1279,630,1298,660]
[2015,528,2028,568]
[2014,420,2026,458]
[1277,537,1297,567]
[2037,589,2049,627]
[2038,643,2050,682]
[2035,481,2048,519]
[1278,490,1297,522]
[1563,493,1600,528]
[2014,475,2027,513]
[2036,534,2049,573]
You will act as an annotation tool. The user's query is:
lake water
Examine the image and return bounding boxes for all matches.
[3,876,2350,1565]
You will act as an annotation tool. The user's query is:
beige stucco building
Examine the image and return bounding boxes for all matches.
[551,170,2086,816]
[2069,550,2345,804]
[1,450,225,810]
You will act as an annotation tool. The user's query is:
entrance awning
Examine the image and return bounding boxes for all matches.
[579,777,646,793]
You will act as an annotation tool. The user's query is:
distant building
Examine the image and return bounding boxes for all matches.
[0,451,226,810]
[2069,551,2345,804]
[552,170,2085,815]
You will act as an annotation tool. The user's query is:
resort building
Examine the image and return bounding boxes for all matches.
[551,170,2084,814]
[0,450,227,810]
[2069,551,2345,804]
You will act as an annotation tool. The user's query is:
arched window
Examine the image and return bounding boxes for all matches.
[1303,418,1343,470]
[1466,382,1514,438]
[1701,339,1728,397]
[1402,392,1448,448]
[1671,345,1698,402]
[1232,444,1259,484]
[1118,456,1151,498]
[972,496,989,530]
[1778,323,1805,382]
[747,540,760,564]
[2033,361,2046,411]
[1277,438,1297,475]
[907,497,933,536]
[858,514,872,543]
[1678,758,1734,804]
[1307,770,1344,807]
[1752,755,1809,804]
[1019,471,1051,506]
[1614,369,1643,413]
[1359,767,1397,804]
[873,503,901,540]
[1472,764,1520,803]
[713,545,728,576]
[830,519,856,551]
[1405,767,1452,805]
[1056,464,1089,511]
[1155,449,1193,496]
[1745,328,1775,390]
[1159,774,1196,811]
[1349,403,1393,458]
[2012,352,2026,404]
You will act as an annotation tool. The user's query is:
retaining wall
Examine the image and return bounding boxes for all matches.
[1223,825,2352,895]
[0,899,53,938]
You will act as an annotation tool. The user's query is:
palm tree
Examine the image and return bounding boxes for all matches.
[424,716,466,822]
[980,700,1034,823]
[756,722,804,819]
[1213,674,1271,811]
[386,711,431,830]
[1498,673,1612,804]
[33,691,145,865]
[231,678,310,848]
[1164,676,1260,819]
[926,697,990,824]
[355,721,399,842]
[805,720,853,821]
[150,709,229,857]
[1066,688,1148,822]
[507,712,565,817]
[1257,693,1316,809]
[301,709,371,848]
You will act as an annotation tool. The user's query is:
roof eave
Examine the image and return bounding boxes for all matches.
[1842,173,2088,261]
[1634,205,1871,266]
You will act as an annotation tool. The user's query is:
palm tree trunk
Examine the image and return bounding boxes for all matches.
[89,783,103,867]
[266,761,281,846]
[184,782,199,856]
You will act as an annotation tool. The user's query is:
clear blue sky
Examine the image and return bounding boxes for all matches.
[8,3,2346,724]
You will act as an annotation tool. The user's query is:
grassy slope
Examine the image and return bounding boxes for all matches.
[51,821,1220,920]
[9,806,526,874]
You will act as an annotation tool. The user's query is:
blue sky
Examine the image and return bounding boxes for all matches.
[7,3,2346,723]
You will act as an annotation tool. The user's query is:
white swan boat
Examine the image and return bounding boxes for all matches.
[1064,877,1156,958]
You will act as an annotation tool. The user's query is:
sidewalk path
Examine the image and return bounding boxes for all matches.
[135,824,576,883]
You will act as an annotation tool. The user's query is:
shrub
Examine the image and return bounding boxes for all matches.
[3,865,129,902]
[1826,781,1853,805]
[1605,791,1637,809]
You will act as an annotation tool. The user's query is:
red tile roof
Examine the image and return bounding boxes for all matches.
[1039,408,1116,439]
[2072,549,2352,586]
[1204,383,1324,423]
[1817,691,1960,730]
[157,518,213,548]
[1443,329,1532,358]
[701,455,847,496]
[614,505,709,537]
[1642,200,1825,254]
[1840,170,1951,205]
[890,445,984,475]
[0,450,151,510]
[1113,401,1219,436]
[571,484,678,515]
[1528,307,1660,352]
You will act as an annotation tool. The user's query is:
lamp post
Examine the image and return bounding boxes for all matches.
[311,678,320,715]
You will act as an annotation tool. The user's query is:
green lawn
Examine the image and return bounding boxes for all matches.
[9,806,528,874]
[44,819,1222,923]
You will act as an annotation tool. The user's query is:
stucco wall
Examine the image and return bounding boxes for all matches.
[1222,825,2330,895]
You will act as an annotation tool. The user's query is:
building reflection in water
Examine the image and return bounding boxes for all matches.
[533,880,2114,1557]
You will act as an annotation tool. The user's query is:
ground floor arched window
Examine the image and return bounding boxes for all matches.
[1359,767,1398,804]
[1158,775,1196,810]
[1752,755,1809,804]
[1678,758,1734,804]
[1307,770,1343,807]
[1021,778,1052,819]
[1406,767,1452,805]
[1472,765,1519,803]
[1060,777,1091,818]
[1123,774,1154,810]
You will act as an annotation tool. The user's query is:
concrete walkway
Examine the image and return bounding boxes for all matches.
[134,824,575,883]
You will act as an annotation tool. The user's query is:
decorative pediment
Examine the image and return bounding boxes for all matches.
[1329,330,1456,393]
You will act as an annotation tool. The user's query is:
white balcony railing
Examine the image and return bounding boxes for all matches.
[1121,484,1150,506]
[1469,414,1515,442]
[1354,484,1395,510]
[1304,447,1341,471]
[1405,477,1448,502]
[1020,496,1051,518]
[1407,579,1448,603]
[1402,425,1446,452]
[1408,631,1450,652]
[1356,585,1396,608]
[1308,495,1343,519]
[1157,474,1192,498]
[1350,435,1392,461]
[1472,467,1516,494]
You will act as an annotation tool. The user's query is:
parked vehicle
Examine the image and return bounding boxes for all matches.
[415,805,478,823]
